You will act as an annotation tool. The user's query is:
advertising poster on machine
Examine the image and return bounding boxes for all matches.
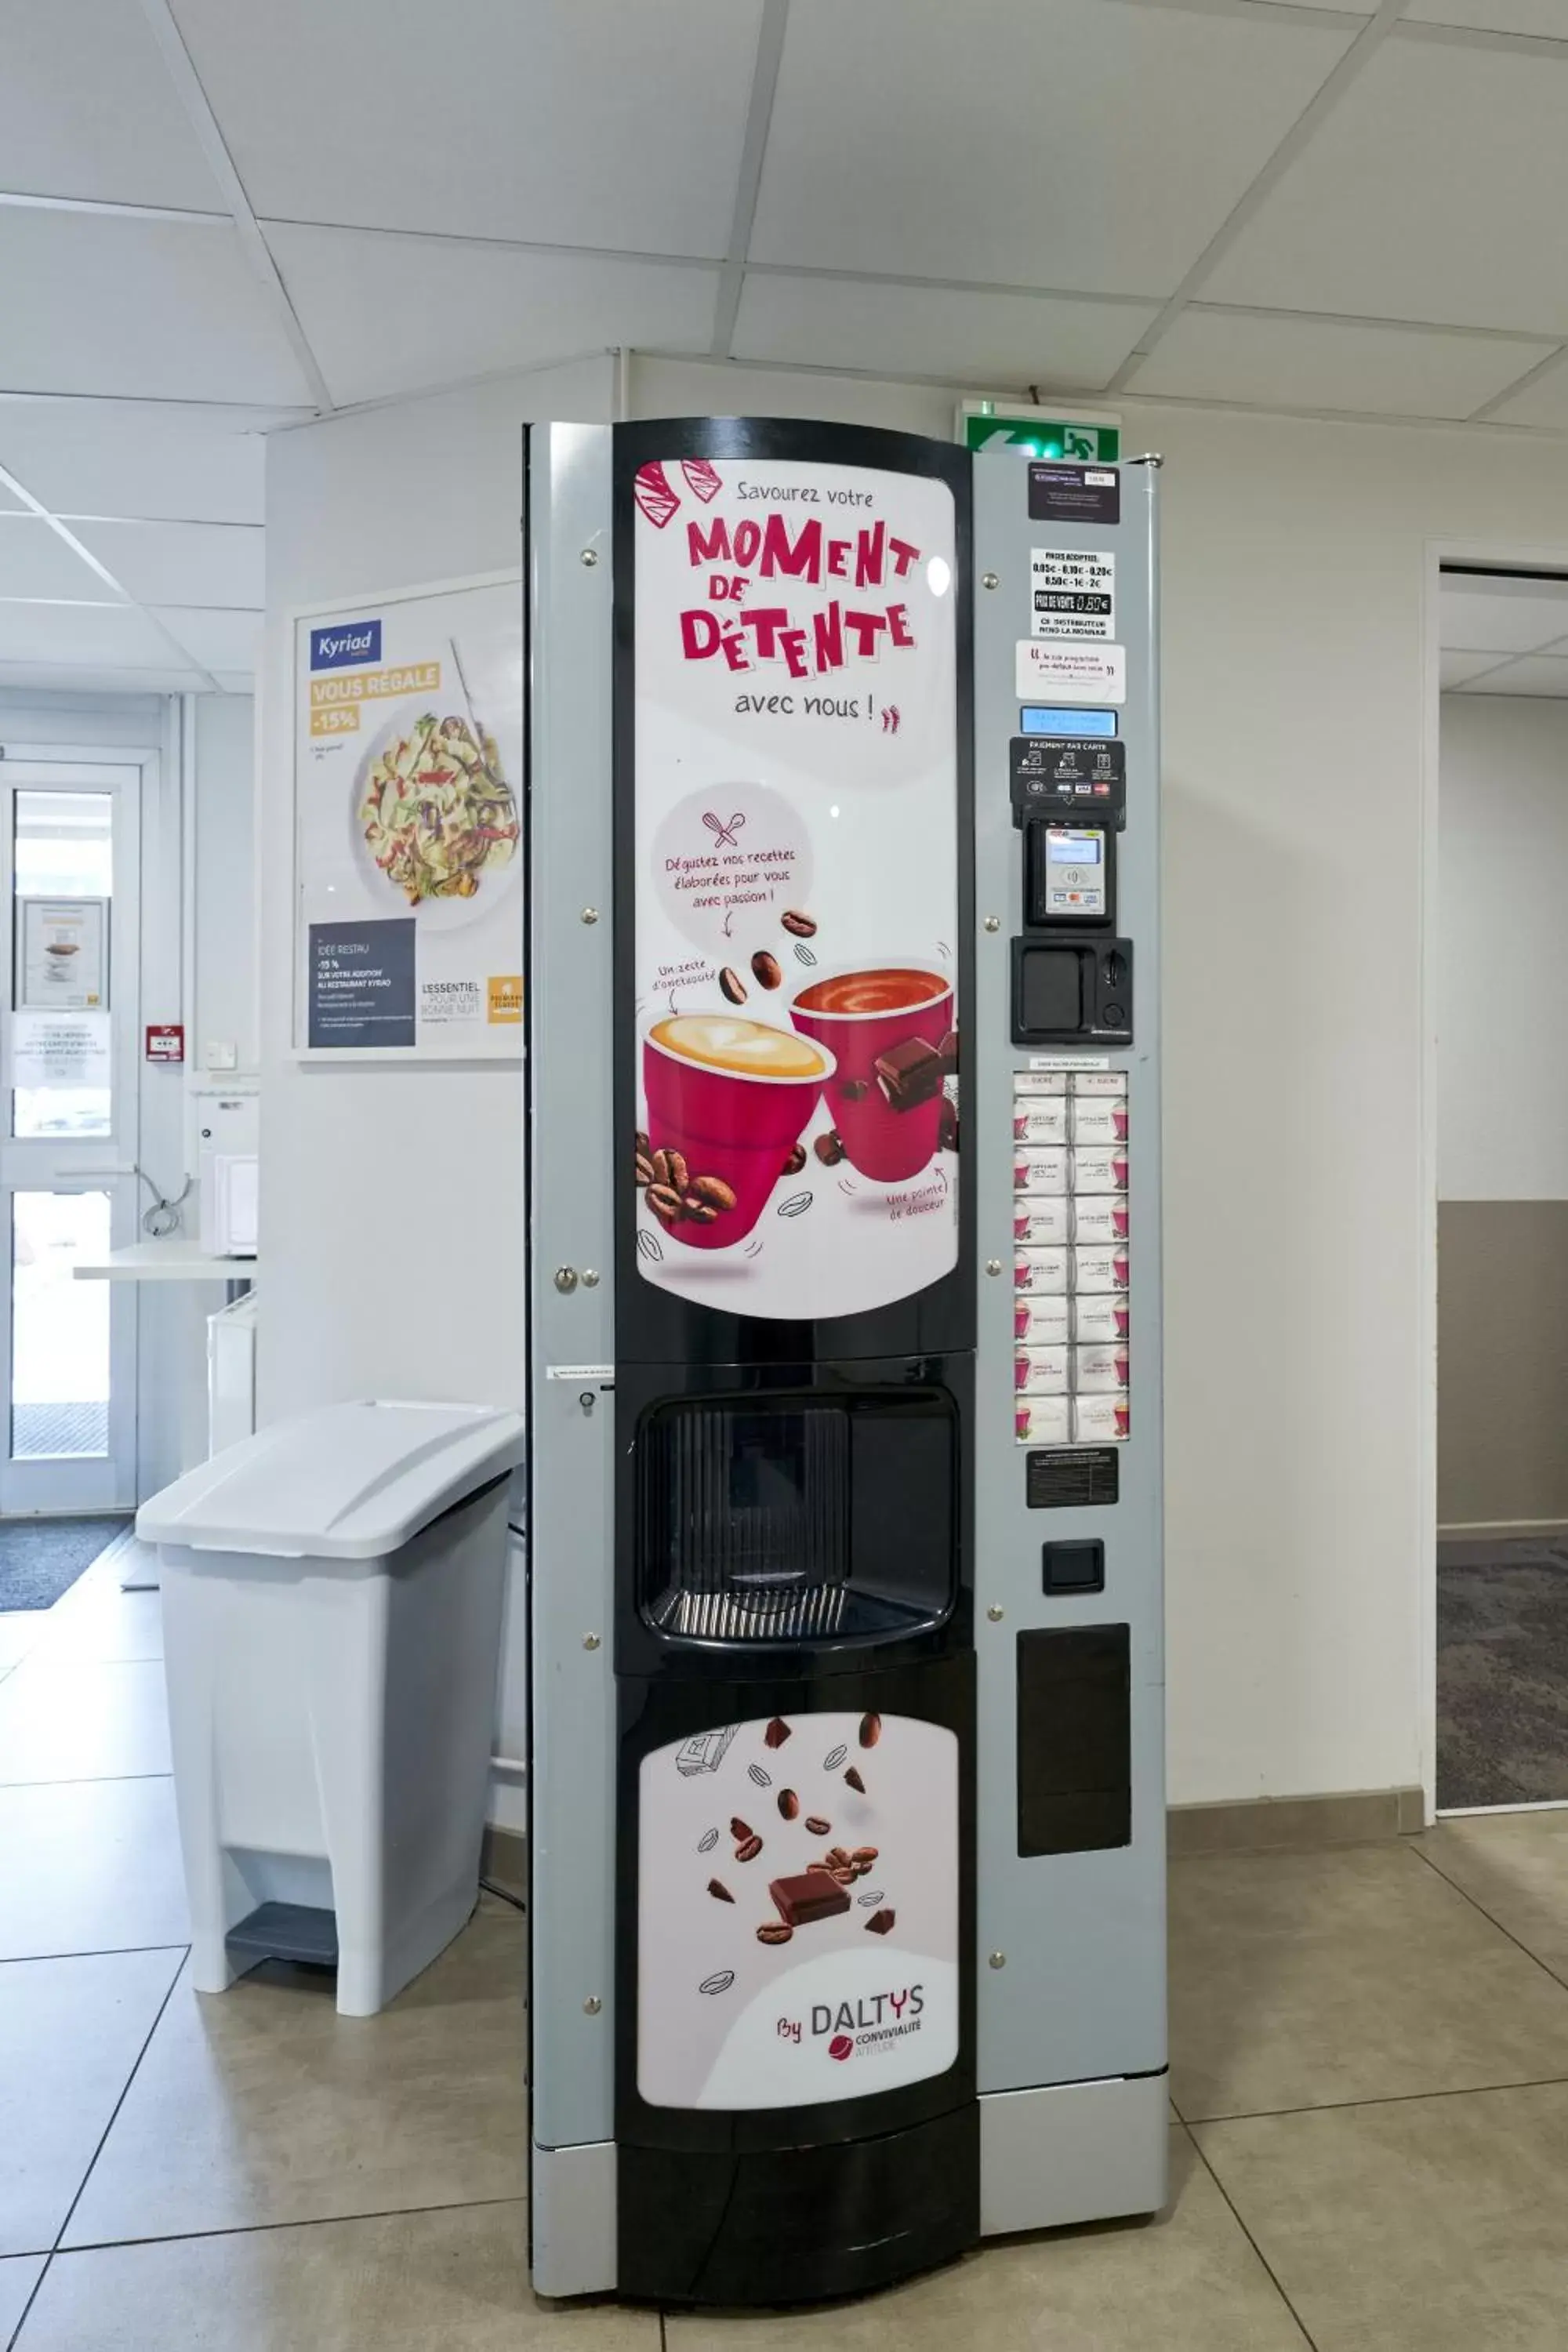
[630,448,959,1321]
[637,1708,960,2111]
[293,580,524,1056]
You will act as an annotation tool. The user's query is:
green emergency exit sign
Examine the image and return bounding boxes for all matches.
[964,415,1120,463]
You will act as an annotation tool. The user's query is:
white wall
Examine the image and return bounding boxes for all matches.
[192,693,258,1080]
[635,359,1568,1811]
[1439,695,1568,1202]
[256,342,1568,1816]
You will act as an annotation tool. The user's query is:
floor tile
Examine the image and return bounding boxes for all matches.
[0,1660,169,1787]
[1196,2081,1568,2351]
[1417,1809,1568,1985]
[667,2129,1306,2350]
[0,1949,183,2258]
[30,1584,162,1666]
[1169,1841,1568,2120]
[0,1778,187,1961]
[64,1903,527,2246]
[0,1616,45,1684]
[0,2256,45,2346]
[17,2201,655,2352]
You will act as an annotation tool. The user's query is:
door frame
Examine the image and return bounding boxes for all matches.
[1421,537,1568,1821]
[0,746,149,1514]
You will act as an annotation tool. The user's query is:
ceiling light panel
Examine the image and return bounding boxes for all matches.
[169,0,762,257]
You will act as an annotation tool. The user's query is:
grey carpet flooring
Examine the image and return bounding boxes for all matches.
[0,1514,129,1613]
[1438,1538,1568,1809]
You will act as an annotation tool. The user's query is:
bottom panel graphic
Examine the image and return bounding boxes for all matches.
[637,1708,960,2111]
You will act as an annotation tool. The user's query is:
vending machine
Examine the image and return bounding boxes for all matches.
[525,417,1164,2305]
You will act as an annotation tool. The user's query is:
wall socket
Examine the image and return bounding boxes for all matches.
[204,1041,238,1071]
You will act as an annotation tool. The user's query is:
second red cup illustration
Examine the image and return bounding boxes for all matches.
[789,964,955,1184]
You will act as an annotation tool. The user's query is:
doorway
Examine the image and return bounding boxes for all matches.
[0,760,141,1516]
[1435,567,1568,1812]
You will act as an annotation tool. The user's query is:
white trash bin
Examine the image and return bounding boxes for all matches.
[138,1399,526,2016]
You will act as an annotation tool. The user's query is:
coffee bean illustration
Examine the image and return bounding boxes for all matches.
[691,1175,736,1212]
[699,1970,735,1995]
[681,1196,718,1225]
[730,1817,753,1842]
[822,1744,848,1770]
[735,1835,764,1864]
[719,966,747,1004]
[777,1190,813,1217]
[635,1130,651,1159]
[778,1788,800,1820]
[781,1145,807,1176]
[697,1828,720,1854]
[757,1922,793,1945]
[650,1149,671,1187]
[751,950,782,989]
[646,1183,682,1221]
[747,1764,772,1788]
[666,1149,690,1194]
[814,1131,844,1167]
[781,910,817,938]
[858,1712,882,1749]
[634,1153,655,1186]
[852,1846,879,1864]
[804,1815,832,1837]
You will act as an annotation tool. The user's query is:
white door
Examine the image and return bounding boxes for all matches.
[0,763,140,1513]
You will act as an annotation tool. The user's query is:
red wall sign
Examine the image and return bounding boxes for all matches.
[145,1025,184,1063]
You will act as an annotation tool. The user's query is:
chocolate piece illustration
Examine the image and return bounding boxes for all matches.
[874,1035,945,1112]
[866,1909,896,1936]
[844,1767,866,1794]
[708,1878,735,1904]
[764,1718,792,1748]
[770,1872,852,1929]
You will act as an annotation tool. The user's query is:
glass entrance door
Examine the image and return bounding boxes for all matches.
[0,764,140,1513]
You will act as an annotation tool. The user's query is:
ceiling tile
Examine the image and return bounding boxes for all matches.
[169,0,760,256]
[1440,649,1506,688]
[1,0,225,211]
[0,603,194,668]
[1486,352,1568,430]
[268,225,717,407]
[0,519,119,601]
[0,406,270,524]
[1438,579,1568,653]
[1202,41,1568,332]
[70,521,264,609]
[1401,2,1568,34]
[749,0,1353,294]
[1457,654,1568,695]
[1127,307,1552,418]
[149,606,261,673]
[732,274,1155,389]
[0,212,314,405]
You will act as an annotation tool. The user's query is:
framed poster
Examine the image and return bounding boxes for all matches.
[292,573,524,1058]
[18,898,107,1010]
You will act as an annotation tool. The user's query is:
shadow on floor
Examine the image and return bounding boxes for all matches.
[1438,1538,1568,1808]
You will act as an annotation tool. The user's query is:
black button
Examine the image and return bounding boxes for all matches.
[1103,1003,1125,1026]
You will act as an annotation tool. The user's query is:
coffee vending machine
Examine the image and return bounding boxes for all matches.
[526,418,1164,2305]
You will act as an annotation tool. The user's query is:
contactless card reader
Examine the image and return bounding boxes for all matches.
[1025,823,1114,927]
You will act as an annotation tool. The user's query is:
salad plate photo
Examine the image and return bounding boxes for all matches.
[350,700,520,931]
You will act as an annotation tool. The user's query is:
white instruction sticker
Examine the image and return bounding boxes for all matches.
[1031,548,1115,640]
[1015,641,1126,704]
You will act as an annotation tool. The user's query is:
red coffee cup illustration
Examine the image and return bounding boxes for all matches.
[1112,1105,1128,1139]
[1112,1200,1130,1239]
[1015,1305,1030,1341]
[791,964,953,1183]
[1114,1396,1131,1439]
[641,1014,834,1250]
[1113,1251,1130,1286]
[1112,1154,1129,1188]
[1114,1303,1130,1338]
[1015,1405,1033,1441]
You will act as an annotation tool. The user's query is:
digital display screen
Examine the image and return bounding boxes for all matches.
[1020,706,1119,739]
[1048,834,1102,864]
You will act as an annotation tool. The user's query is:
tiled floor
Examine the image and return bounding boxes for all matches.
[10,1560,1568,2346]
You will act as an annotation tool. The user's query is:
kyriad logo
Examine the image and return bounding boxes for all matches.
[310,619,381,672]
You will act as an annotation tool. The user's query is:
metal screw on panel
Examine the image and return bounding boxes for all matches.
[583,1632,601,1651]
[554,1266,578,1293]
[582,1269,601,1288]
[581,548,599,566]
[985,1258,1002,1277]
[986,1605,1004,1623]
[983,916,1000,934]
[579,1392,596,1414]
[580,907,599,925]
[583,1994,603,2014]
[989,1951,1007,1970]
[982,572,999,590]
